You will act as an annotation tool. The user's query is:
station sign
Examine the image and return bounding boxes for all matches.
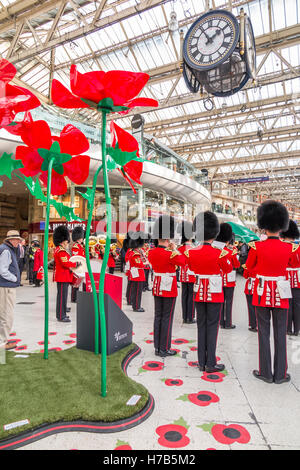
[228,176,270,185]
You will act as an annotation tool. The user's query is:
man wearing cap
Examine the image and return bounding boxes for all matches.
[0,230,21,350]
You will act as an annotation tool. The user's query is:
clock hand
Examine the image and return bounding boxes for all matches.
[205,29,221,45]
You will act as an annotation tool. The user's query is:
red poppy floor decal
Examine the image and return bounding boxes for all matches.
[144,339,153,344]
[15,345,27,351]
[188,361,199,368]
[161,379,184,387]
[201,371,228,383]
[156,418,190,449]
[198,422,251,445]
[139,361,164,373]
[114,440,132,450]
[172,338,195,345]
[63,340,76,345]
[177,391,220,407]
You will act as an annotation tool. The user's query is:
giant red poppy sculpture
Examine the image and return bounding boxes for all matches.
[51,67,158,398]
[0,58,40,127]
[15,118,90,360]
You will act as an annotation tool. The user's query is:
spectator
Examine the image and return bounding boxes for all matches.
[17,238,26,286]
[33,241,43,287]
[0,230,21,351]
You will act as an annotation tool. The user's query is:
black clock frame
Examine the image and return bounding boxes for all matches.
[183,9,240,72]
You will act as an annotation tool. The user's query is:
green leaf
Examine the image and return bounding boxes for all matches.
[197,422,216,434]
[116,440,129,447]
[106,155,118,172]
[80,98,98,109]
[173,417,189,429]
[0,180,3,188]
[106,144,140,167]
[138,367,147,374]
[222,369,229,376]
[176,395,189,402]
[77,187,94,211]
[0,152,23,179]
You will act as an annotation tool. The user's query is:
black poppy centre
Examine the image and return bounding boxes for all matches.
[164,430,183,442]
[223,428,241,439]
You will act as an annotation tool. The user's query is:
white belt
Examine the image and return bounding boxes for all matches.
[196,274,222,280]
[257,275,285,281]
[286,268,300,272]
[153,272,176,277]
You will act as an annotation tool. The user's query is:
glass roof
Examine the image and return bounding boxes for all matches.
[0,0,299,199]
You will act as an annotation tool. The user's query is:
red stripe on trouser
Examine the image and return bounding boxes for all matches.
[166,298,175,351]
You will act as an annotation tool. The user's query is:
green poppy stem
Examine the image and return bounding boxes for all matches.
[84,164,102,355]
[43,157,55,360]
[99,109,110,397]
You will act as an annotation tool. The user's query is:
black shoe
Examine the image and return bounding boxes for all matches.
[249,327,258,332]
[186,319,196,324]
[220,324,225,329]
[66,307,71,312]
[155,349,160,356]
[20,284,23,287]
[274,374,291,384]
[133,308,145,312]
[225,325,236,329]
[159,349,177,357]
[198,365,205,372]
[57,317,71,323]
[294,332,299,337]
[287,331,293,336]
[252,370,273,384]
[206,364,225,373]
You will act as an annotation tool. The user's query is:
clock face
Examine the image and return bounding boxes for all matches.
[183,10,239,71]
[244,17,256,79]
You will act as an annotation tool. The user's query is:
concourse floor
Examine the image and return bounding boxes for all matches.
[4,273,300,450]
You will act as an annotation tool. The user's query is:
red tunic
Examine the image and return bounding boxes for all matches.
[53,246,77,283]
[187,243,232,303]
[246,238,300,308]
[148,246,186,297]
[125,249,133,278]
[178,243,196,283]
[129,249,145,282]
[107,251,118,268]
[222,246,240,288]
[243,263,257,295]
[71,242,85,258]
[33,248,43,272]
[285,241,300,289]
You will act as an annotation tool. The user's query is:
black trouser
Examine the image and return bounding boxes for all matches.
[33,271,41,287]
[126,279,132,305]
[143,269,150,290]
[195,301,222,368]
[287,289,300,334]
[255,306,288,381]
[131,281,143,310]
[56,282,69,320]
[28,260,34,284]
[154,296,176,353]
[181,282,195,322]
[18,258,24,277]
[220,287,234,327]
[246,294,257,329]
[108,267,115,275]
[71,286,78,303]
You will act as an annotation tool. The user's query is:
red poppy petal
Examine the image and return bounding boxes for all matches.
[5,84,40,114]
[125,97,159,110]
[0,58,16,83]
[39,170,68,196]
[63,155,90,185]
[58,124,89,155]
[110,121,139,155]
[3,111,33,136]
[70,64,105,104]
[123,160,143,185]
[118,168,137,193]
[0,106,17,127]
[102,71,149,106]
[15,146,43,176]
[20,119,52,150]
[51,79,90,109]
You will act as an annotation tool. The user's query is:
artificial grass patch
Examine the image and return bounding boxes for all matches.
[0,345,149,441]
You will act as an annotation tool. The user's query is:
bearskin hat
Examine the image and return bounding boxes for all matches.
[32,240,40,247]
[53,225,70,247]
[257,200,289,233]
[72,225,84,242]
[152,215,176,240]
[177,221,194,244]
[281,220,300,240]
[193,211,220,241]
[129,231,146,249]
[215,223,233,243]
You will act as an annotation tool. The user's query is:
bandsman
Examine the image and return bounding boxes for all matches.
[188,211,232,373]
[148,215,186,358]
[71,225,85,303]
[245,200,300,384]
[177,221,196,324]
[128,232,146,312]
